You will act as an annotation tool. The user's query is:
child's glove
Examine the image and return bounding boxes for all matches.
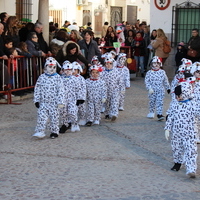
[167,89,171,94]
[58,104,65,108]
[102,98,106,103]
[35,102,39,108]
[148,88,154,94]
[76,100,85,106]
[165,130,170,141]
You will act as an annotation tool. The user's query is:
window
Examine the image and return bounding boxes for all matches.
[171,1,200,47]
[16,0,33,23]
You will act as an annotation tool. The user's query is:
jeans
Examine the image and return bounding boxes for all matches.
[134,56,144,73]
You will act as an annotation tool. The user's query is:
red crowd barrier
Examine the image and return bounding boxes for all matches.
[0,56,46,104]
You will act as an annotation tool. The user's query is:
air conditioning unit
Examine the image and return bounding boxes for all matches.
[77,0,83,5]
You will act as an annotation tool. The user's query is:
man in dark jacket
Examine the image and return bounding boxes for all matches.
[77,30,102,64]
[187,28,200,62]
[33,22,52,55]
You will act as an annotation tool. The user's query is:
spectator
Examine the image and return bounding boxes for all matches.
[49,25,56,43]
[101,22,109,38]
[78,30,102,64]
[19,22,34,42]
[175,42,187,71]
[150,29,157,40]
[151,28,170,65]
[104,26,115,45]
[33,22,52,55]
[69,29,82,43]
[79,26,85,38]
[132,31,146,77]
[125,30,135,46]
[105,31,117,46]
[143,26,150,71]
[0,12,8,29]
[86,22,92,30]
[50,30,69,56]
[55,40,90,70]
[124,24,132,38]
[4,16,20,47]
[25,32,46,57]
[187,28,200,62]
[0,23,10,92]
[68,22,79,31]
[16,41,32,57]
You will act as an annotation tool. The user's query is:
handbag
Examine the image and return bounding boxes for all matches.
[187,49,198,57]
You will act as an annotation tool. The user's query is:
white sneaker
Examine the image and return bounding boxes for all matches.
[93,120,100,125]
[3,94,15,99]
[71,124,80,132]
[119,107,124,111]
[78,119,86,126]
[32,132,46,138]
[147,113,154,119]
[187,172,196,178]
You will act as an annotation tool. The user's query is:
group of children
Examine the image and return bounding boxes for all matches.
[145,56,200,178]
[32,51,130,139]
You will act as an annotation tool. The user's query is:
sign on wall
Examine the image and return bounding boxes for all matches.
[154,0,170,10]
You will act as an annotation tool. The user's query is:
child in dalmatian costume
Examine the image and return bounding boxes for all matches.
[72,61,87,125]
[145,56,170,121]
[116,53,130,111]
[91,55,104,76]
[190,62,200,143]
[85,65,107,126]
[101,53,125,121]
[165,81,199,178]
[59,61,81,133]
[110,50,117,68]
[181,58,192,73]
[33,57,65,139]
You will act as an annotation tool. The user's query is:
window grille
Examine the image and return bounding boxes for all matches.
[171,1,200,47]
[16,0,33,23]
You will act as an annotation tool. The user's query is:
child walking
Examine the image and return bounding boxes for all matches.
[145,56,170,120]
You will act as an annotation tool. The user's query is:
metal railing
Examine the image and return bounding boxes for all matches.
[0,56,46,104]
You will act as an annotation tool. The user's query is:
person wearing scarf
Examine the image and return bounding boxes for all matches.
[132,32,146,77]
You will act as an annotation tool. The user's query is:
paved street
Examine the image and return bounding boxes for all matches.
[0,66,200,200]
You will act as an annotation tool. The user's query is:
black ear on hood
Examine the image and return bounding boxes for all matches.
[174,85,182,96]
[184,72,193,79]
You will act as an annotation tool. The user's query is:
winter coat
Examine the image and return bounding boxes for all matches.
[151,37,169,58]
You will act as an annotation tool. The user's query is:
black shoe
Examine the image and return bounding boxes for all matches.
[157,114,164,121]
[171,163,181,171]
[59,125,67,133]
[105,115,110,119]
[50,133,58,139]
[141,73,145,78]
[86,121,92,126]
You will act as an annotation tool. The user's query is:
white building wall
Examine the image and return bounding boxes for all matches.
[150,0,200,34]
[126,0,150,25]
[0,0,16,15]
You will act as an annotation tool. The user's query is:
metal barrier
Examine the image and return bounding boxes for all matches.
[0,56,46,104]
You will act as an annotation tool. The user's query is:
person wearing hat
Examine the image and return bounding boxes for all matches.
[145,56,171,121]
[59,60,81,133]
[175,42,187,72]
[101,53,125,121]
[85,65,107,126]
[116,53,130,111]
[32,57,65,139]
[165,81,199,178]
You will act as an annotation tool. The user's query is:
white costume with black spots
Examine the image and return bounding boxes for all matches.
[86,78,107,123]
[60,75,80,126]
[34,73,65,136]
[116,53,130,110]
[145,69,170,115]
[165,82,199,175]
[74,74,87,121]
[101,67,124,117]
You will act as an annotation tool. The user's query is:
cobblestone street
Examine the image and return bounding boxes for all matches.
[0,67,200,200]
